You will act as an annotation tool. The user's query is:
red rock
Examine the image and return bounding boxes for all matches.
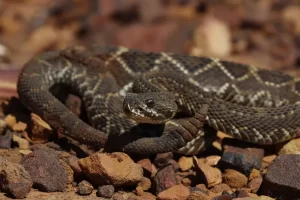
[157,184,190,200]
[187,191,211,200]
[248,177,262,193]
[211,183,231,193]
[20,148,70,192]
[178,156,194,171]
[0,157,32,198]
[197,161,222,187]
[78,152,143,187]
[153,164,177,195]
[222,169,248,188]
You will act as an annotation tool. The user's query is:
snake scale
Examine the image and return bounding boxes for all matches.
[17,45,300,155]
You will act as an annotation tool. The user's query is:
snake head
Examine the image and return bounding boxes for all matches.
[123,92,178,124]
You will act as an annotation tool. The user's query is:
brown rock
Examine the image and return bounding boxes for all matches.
[12,134,30,150]
[12,122,27,132]
[0,157,32,198]
[232,198,254,200]
[157,184,190,200]
[223,169,248,188]
[153,164,177,195]
[257,196,275,200]
[178,156,194,171]
[78,152,143,186]
[248,177,262,193]
[211,183,231,193]
[260,154,300,199]
[197,161,222,187]
[96,185,114,198]
[20,148,69,192]
[136,185,144,196]
[181,177,192,187]
[130,192,157,200]
[248,169,261,181]
[27,113,52,143]
[187,191,211,200]
[204,155,221,166]
[195,184,209,194]
[137,158,152,177]
[0,117,7,135]
[138,177,151,191]
[278,138,300,155]
[77,180,93,195]
[4,114,16,128]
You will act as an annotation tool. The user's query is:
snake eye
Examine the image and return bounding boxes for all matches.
[145,99,154,107]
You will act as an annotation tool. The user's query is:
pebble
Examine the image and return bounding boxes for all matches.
[260,154,300,199]
[0,156,33,198]
[196,160,222,187]
[187,191,211,200]
[0,131,12,149]
[78,152,143,187]
[278,138,300,155]
[222,169,248,188]
[211,183,231,193]
[28,113,53,143]
[96,185,115,198]
[137,158,153,177]
[153,164,177,195]
[178,156,194,171]
[12,134,29,150]
[20,148,70,192]
[157,184,190,200]
[77,180,93,195]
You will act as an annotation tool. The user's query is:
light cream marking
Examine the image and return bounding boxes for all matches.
[193,59,216,76]
[252,128,263,140]
[71,70,87,81]
[162,53,189,75]
[105,46,129,65]
[115,56,135,75]
[119,82,133,96]
[213,58,235,80]
[281,128,290,138]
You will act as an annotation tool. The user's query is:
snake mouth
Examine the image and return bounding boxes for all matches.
[123,103,170,124]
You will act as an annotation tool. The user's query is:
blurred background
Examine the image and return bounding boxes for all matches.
[0,0,300,97]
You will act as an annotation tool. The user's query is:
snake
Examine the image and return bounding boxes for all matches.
[17,45,300,155]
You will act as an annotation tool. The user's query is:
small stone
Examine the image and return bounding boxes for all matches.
[138,177,151,191]
[137,158,153,177]
[213,194,233,200]
[27,113,53,143]
[153,164,177,195]
[248,177,262,193]
[278,138,300,155]
[187,191,211,200]
[178,156,194,171]
[235,190,250,198]
[154,152,173,168]
[0,157,33,198]
[232,198,254,200]
[211,183,231,193]
[20,148,69,192]
[131,192,157,200]
[196,160,222,187]
[136,185,144,196]
[260,154,300,199]
[66,155,82,177]
[78,152,143,186]
[223,169,248,188]
[0,131,12,149]
[12,134,29,150]
[219,138,264,175]
[96,185,115,198]
[257,196,275,200]
[4,114,16,128]
[181,177,192,187]
[204,155,221,166]
[77,180,93,195]
[12,122,27,132]
[248,169,261,181]
[195,184,208,194]
[157,184,190,200]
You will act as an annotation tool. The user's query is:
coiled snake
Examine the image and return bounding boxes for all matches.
[17,45,300,155]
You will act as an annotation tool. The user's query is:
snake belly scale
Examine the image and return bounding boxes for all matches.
[17,45,300,155]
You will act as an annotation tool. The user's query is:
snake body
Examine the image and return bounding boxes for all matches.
[17,45,300,155]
